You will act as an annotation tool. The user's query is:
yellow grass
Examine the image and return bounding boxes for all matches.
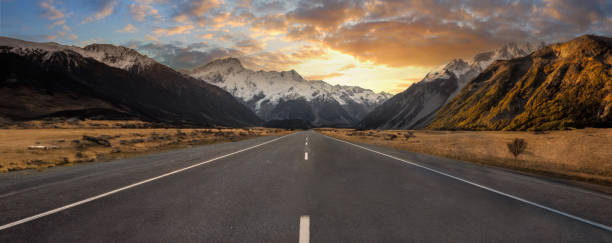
[316,128,612,186]
[0,121,292,172]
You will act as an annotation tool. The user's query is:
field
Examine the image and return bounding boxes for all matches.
[317,128,612,187]
[0,120,292,172]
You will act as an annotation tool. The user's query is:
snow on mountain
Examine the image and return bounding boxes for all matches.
[184,57,392,126]
[81,44,156,72]
[0,37,155,73]
[424,42,544,84]
[358,41,544,130]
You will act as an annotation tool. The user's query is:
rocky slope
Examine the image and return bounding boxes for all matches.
[0,37,261,127]
[184,58,392,127]
[358,42,543,130]
[428,35,612,130]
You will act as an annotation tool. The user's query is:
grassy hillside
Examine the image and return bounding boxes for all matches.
[428,35,612,131]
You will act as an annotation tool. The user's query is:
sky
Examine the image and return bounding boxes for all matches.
[1,0,611,93]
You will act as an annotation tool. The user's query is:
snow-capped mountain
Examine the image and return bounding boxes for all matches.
[358,41,544,130]
[81,44,156,73]
[184,58,392,127]
[0,37,261,126]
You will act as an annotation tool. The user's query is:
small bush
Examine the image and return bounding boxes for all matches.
[507,138,527,158]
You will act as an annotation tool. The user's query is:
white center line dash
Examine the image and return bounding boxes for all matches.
[304,152,308,160]
[299,215,310,243]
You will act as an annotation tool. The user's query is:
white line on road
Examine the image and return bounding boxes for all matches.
[304,152,308,160]
[299,215,310,243]
[0,133,298,231]
[323,134,612,232]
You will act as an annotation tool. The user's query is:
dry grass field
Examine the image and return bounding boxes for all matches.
[317,128,612,187]
[0,120,292,172]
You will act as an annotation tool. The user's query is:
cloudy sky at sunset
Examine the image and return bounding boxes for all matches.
[1,0,611,93]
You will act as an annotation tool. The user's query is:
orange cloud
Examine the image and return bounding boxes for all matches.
[189,0,221,16]
[286,0,365,30]
[117,24,138,33]
[250,14,288,35]
[233,38,265,53]
[129,0,162,22]
[304,72,343,80]
[323,20,502,67]
[153,25,194,36]
[39,0,65,20]
[82,0,117,24]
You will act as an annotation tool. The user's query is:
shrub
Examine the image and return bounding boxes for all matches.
[507,138,527,158]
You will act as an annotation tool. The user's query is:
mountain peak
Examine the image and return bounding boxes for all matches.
[82,43,155,72]
[548,34,612,58]
[209,57,244,67]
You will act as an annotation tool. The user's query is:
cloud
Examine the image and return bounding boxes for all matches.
[338,63,355,71]
[39,0,65,20]
[67,33,78,40]
[118,24,138,33]
[233,38,265,53]
[250,14,288,35]
[153,25,194,36]
[132,41,244,70]
[284,24,321,42]
[82,0,118,24]
[304,72,343,80]
[129,0,162,22]
[49,19,66,28]
[253,0,287,13]
[131,40,326,72]
[201,33,214,39]
[173,0,222,24]
[286,0,365,30]
[323,19,504,67]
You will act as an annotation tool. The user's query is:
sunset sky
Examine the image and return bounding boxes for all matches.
[1,0,611,93]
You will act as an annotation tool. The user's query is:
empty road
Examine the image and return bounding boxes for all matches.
[1,131,611,242]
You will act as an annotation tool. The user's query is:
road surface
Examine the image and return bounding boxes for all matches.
[0,131,611,242]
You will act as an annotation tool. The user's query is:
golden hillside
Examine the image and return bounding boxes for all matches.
[428,35,612,131]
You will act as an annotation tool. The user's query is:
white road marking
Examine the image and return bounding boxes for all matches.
[305,141,308,146]
[304,152,308,160]
[299,215,310,243]
[323,134,612,232]
[0,133,297,231]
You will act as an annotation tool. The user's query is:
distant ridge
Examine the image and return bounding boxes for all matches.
[184,57,392,127]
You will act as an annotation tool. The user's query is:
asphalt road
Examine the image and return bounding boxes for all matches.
[1,130,611,242]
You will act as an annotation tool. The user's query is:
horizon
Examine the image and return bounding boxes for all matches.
[2,0,612,93]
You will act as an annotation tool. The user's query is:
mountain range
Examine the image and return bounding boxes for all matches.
[427,35,612,130]
[357,41,545,130]
[184,58,392,127]
[1,34,609,131]
[0,37,261,127]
